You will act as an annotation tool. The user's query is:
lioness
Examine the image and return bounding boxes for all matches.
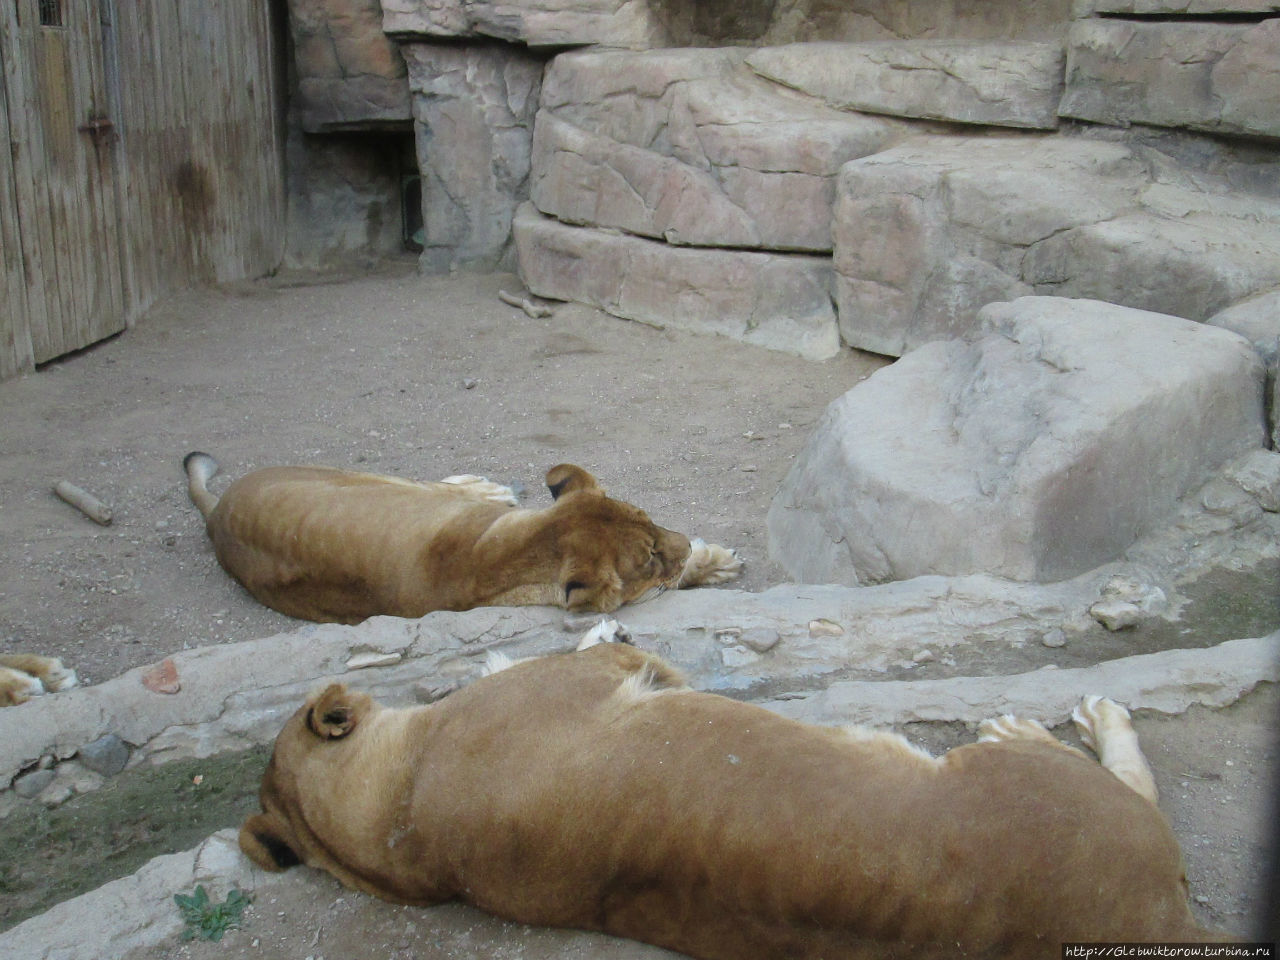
[240,639,1221,958]
[184,452,741,623]
[0,654,77,707]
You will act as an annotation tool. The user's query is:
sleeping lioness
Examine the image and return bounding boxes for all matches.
[184,452,741,623]
[240,637,1223,958]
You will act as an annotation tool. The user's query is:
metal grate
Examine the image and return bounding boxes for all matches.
[38,0,63,27]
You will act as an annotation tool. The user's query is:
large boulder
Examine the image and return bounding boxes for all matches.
[745,41,1066,130]
[531,48,902,252]
[513,204,841,360]
[833,134,1280,356]
[767,297,1267,585]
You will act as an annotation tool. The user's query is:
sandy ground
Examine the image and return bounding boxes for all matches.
[0,265,1276,954]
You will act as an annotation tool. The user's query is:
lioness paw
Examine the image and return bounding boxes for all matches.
[439,474,520,506]
[37,660,77,692]
[1071,695,1129,755]
[1072,695,1159,805]
[576,618,633,651]
[679,539,743,588]
[0,667,45,706]
[977,714,1056,745]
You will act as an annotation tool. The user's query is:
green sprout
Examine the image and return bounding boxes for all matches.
[173,884,250,941]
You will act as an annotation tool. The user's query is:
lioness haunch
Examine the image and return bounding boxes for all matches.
[240,642,1222,959]
[184,453,741,623]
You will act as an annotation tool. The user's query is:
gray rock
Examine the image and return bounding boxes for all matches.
[403,42,544,273]
[1226,449,1280,513]
[767,297,1267,584]
[513,203,841,361]
[532,47,901,252]
[745,40,1065,130]
[833,135,1280,356]
[1060,18,1280,140]
[1206,289,1280,444]
[77,733,130,777]
[13,767,55,799]
[1207,289,1280,366]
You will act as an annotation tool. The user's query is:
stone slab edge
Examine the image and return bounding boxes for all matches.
[767,631,1280,727]
[7,570,1279,787]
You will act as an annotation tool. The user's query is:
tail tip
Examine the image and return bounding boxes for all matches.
[183,450,217,475]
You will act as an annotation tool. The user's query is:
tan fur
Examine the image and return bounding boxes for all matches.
[240,645,1222,959]
[184,453,740,624]
[0,654,77,707]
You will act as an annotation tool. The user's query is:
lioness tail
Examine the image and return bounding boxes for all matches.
[184,451,220,519]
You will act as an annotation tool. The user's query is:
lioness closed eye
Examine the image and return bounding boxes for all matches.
[241,642,1226,959]
[184,452,742,623]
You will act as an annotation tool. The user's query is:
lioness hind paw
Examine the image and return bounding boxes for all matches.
[679,539,744,588]
[439,474,519,506]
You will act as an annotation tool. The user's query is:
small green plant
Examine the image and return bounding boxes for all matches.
[173,884,250,941]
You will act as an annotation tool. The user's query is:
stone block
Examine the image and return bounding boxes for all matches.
[1060,18,1280,140]
[403,42,544,273]
[532,48,901,252]
[513,204,840,360]
[1075,0,1279,13]
[382,0,669,47]
[767,297,1267,584]
[833,135,1280,356]
[745,41,1065,130]
[287,0,411,131]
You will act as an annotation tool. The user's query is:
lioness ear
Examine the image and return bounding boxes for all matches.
[239,813,302,872]
[546,464,603,500]
[305,684,368,739]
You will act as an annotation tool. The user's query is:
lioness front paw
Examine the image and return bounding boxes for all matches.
[1071,695,1130,756]
[679,539,744,588]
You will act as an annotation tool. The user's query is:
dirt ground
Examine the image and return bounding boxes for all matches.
[1,265,1276,953]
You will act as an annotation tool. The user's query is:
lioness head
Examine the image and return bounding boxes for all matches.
[239,683,375,874]
[544,464,691,613]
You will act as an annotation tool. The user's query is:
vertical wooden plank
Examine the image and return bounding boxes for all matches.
[0,0,35,378]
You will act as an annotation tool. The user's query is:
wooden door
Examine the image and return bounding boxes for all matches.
[1,0,124,375]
